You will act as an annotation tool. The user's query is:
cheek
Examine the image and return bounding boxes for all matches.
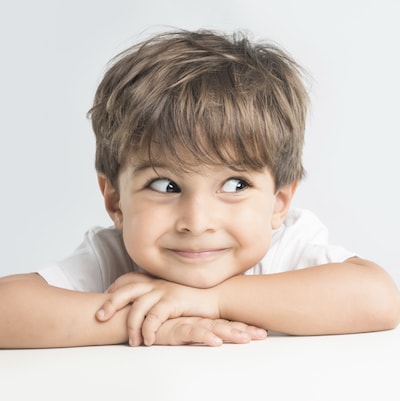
[121,207,164,263]
[233,202,273,265]
[240,220,272,260]
[240,196,274,234]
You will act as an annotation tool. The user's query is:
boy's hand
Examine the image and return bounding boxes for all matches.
[96,272,221,345]
[154,317,267,346]
[97,273,267,346]
[105,272,155,291]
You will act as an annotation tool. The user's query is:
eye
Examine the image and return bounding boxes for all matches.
[148,178,181,193]
[221,178,250,193]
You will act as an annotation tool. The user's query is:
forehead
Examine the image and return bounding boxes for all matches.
[126,153,257,178]
[122,151,274,185]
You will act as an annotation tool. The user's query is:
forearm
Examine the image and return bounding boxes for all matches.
[217,259,400,335]
[0,274,129,348]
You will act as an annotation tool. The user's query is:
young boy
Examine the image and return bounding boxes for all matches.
[1,30,399,348]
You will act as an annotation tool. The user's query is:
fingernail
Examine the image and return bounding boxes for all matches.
[256,329,267,338]
[213,337,223,345]
[96,309,105,318]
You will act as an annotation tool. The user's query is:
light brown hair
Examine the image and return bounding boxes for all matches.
[89,29,309,190]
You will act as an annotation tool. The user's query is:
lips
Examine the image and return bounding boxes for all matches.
[166,248,228,260]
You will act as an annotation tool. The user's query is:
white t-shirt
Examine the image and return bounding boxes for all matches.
[38,208,355,292]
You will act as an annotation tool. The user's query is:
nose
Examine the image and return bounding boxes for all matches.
[174,192,218,235]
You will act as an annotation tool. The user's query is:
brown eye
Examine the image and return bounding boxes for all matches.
[221,178,249,193]
[149,178,181,193]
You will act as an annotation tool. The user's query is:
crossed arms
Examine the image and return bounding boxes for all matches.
[1,258,399,348]
[0,273,265,348]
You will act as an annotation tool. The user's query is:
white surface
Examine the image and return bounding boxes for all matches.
[0,0,399,286]
[1,328,399,401]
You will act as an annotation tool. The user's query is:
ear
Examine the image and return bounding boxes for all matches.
[97,174,123,229]
[271,181,298,229]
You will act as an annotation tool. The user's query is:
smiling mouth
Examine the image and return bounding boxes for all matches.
[167,248,228,260]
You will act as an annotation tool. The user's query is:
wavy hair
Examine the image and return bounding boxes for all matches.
[88,29,309,190]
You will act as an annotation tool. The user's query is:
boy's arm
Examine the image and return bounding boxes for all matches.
[98,258,400,344]
[0,273,266,348]
[0,273,129,348]
[216,258,400,335]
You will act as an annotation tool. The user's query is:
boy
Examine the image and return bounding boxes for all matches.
[1,30,399,348]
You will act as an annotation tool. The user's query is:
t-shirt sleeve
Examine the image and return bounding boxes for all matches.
[255,209,357,274]
[37,227,135,292]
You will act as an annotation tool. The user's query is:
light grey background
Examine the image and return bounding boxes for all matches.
[1,0,399,286]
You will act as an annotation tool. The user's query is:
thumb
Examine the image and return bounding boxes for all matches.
[96,299,117,321]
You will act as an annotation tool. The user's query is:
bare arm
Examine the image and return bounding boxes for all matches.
[0,273,267,348]
[0,273,129,348]
[97,258,400,345]
[217,258,400,335]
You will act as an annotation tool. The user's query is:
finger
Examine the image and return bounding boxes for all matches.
[154,318,267,346]
[206,320,252,344]
[219,321,267,341]
[106,272,154,293]
[165,318,224,346]
[244,325,268,340]
[96,298,118,321]
[127,292,164,346]
[141,301,179,346]
[96,283,151,321]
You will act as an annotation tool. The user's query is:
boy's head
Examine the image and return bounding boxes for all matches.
[89,29,308,192]
[90,29,309,287]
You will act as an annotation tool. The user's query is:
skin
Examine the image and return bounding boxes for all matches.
[0,272,266,348]
[95,161,400,346]
[108,163,288,289]
[0,157,273,348]
[1,160,399,348]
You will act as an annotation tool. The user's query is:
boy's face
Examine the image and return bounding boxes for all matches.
[103,161,295,289]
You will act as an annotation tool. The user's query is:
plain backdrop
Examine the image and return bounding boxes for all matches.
[0,0,399,287]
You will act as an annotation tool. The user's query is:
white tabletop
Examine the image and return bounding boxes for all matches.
[1,327,399,401]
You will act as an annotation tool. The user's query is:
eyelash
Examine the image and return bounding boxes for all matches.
[145,176,253,193]
[146,177,181,193]
[221,177,252,193]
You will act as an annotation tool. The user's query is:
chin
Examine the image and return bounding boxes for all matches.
[179,273,227,289]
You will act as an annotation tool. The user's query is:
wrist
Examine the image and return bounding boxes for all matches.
[205,286,222,320]
[212,275,243,321]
